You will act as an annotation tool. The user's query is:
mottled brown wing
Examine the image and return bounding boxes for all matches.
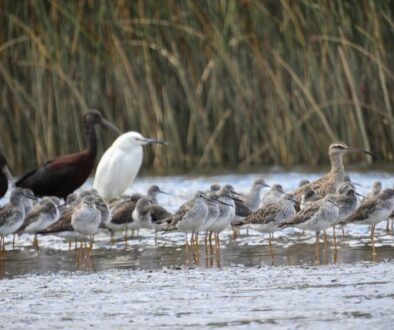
[281,204,320,226]
[0,205,15,227]
[243,204,282,225]
[41,210,73,233]
[111,202,135,225]
[346,200,377,222]
[18,204,49,232]
[149,205,172,223]
[162,207,188,228]
[235,200,252,217]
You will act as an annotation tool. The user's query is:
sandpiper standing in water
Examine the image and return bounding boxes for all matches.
[344,188,394,256]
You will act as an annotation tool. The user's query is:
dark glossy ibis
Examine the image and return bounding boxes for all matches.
[16,110,120,199]
[0,154,14,198]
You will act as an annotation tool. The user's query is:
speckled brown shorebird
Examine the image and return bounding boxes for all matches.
[344,188,394,256]
[279,195,339,264]
[234,193,296,263]
[294,142,376,200]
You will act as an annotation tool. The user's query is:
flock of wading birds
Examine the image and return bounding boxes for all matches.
[0,110,393,264]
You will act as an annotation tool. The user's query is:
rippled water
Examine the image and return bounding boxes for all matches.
[0,171,393,329]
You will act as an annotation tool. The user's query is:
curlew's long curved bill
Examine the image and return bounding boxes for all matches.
[101,118,122,135]
[3,165,15,188]
[345,146,378,158]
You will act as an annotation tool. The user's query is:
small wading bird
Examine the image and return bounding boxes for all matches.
[17,197,60,250]
[0,188,36,252]
[294,142,376,199]
[234,193,297,263]
[16,110,120,199]
[0,154,14,198]
[93,132,167,201]
[344,188,394,256]
[279,195,339,264]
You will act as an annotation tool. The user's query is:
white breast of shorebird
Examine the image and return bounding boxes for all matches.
[244,178,269,212]
[330,182,359,225]
[260,184,284,208]
[209,193,236,233]
[200,196,220,231]
[0,188,27,236]
[176,196,209,233]
[71,197,101,236]
[132,197,154,229]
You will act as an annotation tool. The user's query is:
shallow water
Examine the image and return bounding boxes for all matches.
[0,171,394,329]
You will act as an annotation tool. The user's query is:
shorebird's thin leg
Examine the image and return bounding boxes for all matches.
[269,233,275,265]
[90,235,94,251]
[215,234,221,268]
[204,232,208,256]
[68,241,72,251]
[341,226,345,237]
[12,234,16,249]
[124,227,128,246]
[386,220,390,234]
[232,228,237,241]
[324,231,328,264]
[215,233,220,251]
[332,226,337,251]
[190,231,194,247]
[110,231,115,244]
[371,224,376,256]
[315,231,320,264]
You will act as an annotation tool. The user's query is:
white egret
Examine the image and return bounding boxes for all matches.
[93,132,166,201]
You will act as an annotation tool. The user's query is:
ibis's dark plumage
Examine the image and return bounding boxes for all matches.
[0,154,14,198]
[16,110,120,199]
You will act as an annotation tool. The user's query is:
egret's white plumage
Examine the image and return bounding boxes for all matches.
[93,132,165,201]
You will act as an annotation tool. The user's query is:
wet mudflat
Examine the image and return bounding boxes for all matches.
[0,171,393,329]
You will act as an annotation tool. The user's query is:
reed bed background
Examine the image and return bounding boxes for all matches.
[0,0,393,174]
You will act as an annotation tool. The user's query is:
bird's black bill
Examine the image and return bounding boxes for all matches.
[202,195,232,207]
[345,147,378,159]
[23,194,38,201]
[57,201,70,209]
[101,118,122,135]
[158,189,171,195]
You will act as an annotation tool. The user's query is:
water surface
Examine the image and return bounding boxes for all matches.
[0,171,393,329]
